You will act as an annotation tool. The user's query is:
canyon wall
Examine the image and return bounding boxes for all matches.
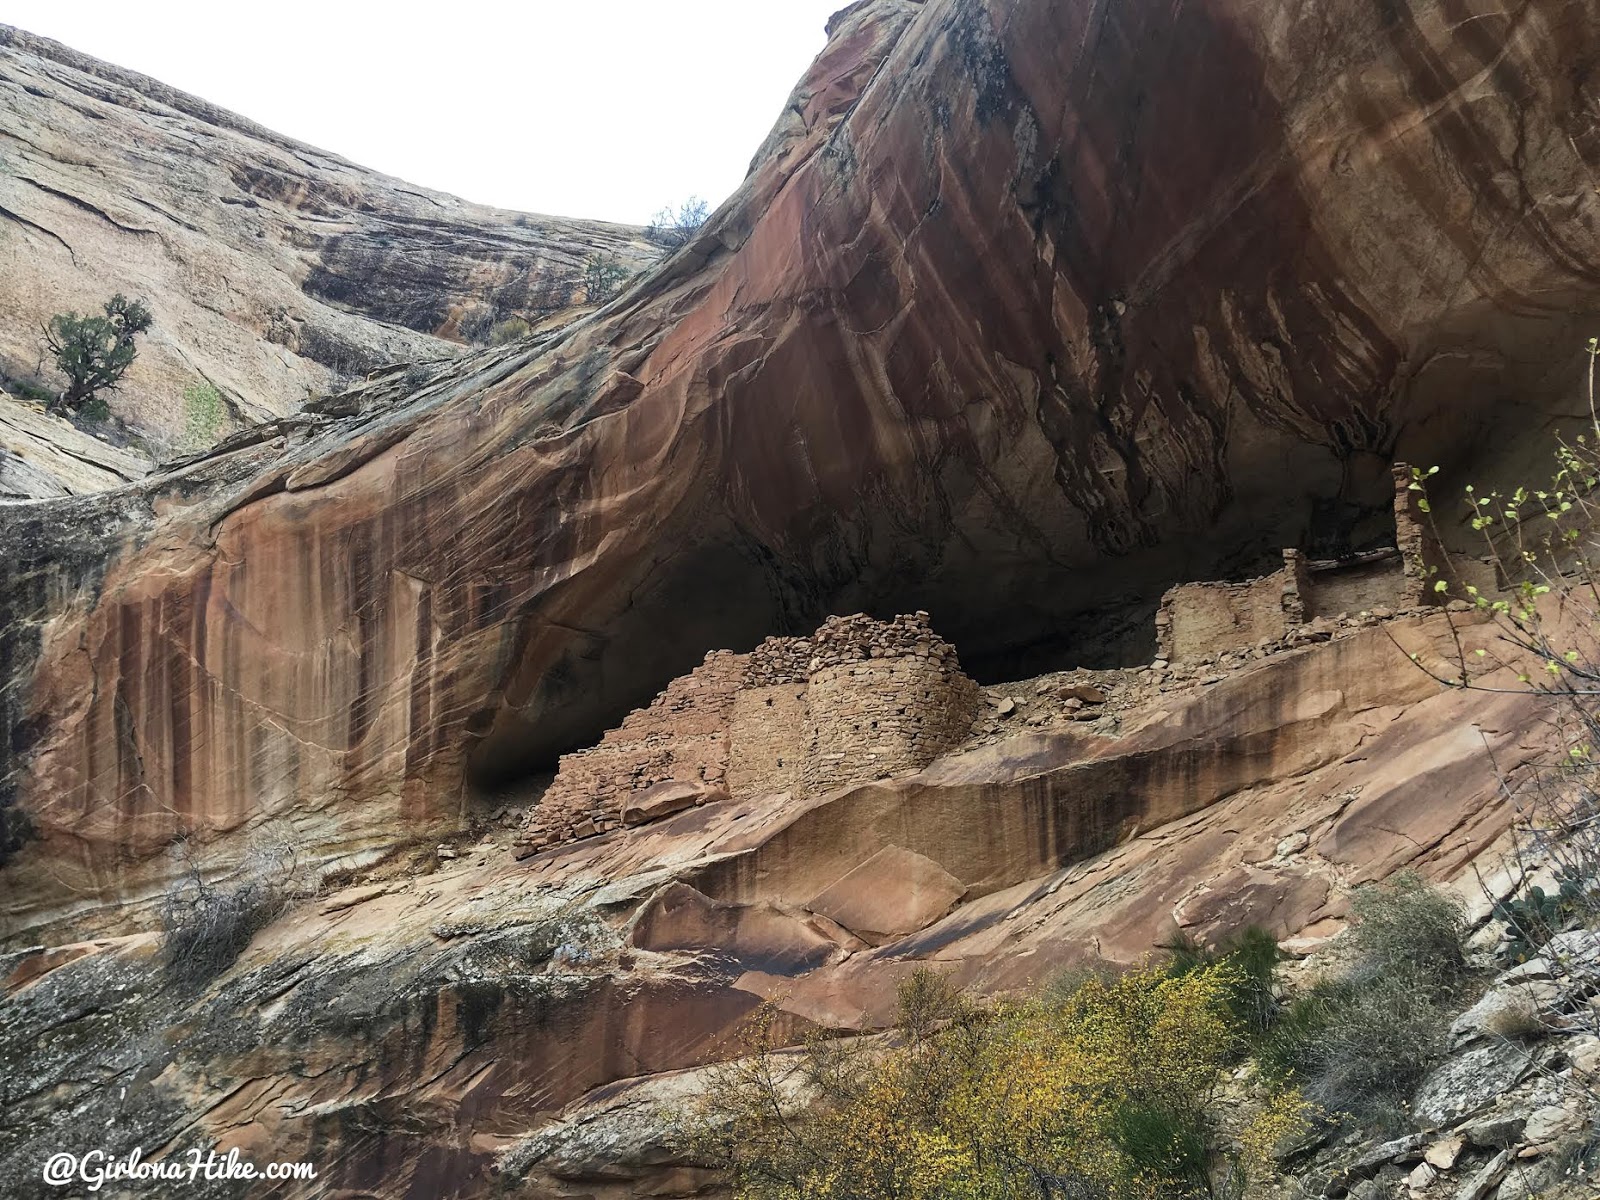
[0,24,658,450]
[7,0,1600,940]
[0,610,1547,1198]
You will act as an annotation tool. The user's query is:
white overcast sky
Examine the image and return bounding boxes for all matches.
[4,1,847,225]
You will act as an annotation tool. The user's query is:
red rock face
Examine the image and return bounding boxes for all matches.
[5,0,1600,937]
[0,612,1538,1200]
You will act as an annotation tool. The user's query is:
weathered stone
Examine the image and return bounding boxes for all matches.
[1057,684,1108,705]
[621,782,727,828]
[1425,1135,1465,1170]
[1492,1157,1565,1200]
[1352,1134,1428,1174]
[1414,1042,1532,1129]
[1458,1114,1526,1151]
[1450,979,1559,1047]
[1521,1104,1582,1145]
[1451,1150,1510,1200]
[806,845,966,944]
[1570,1034,1600,1079]
[629,882,853,974]
[0,25,658,453]
[1538,930,1600,981]
[0,396,152,499]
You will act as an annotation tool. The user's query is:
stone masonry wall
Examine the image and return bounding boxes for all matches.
[727,684,809,799]
[1303,551,1407,620]
[1158,560,1298,664]
[1392,462,1451,606]
[520,650,743,851]
[801,613,980,795]
[1157,463,1457,663]
[520,615,984,854]
[742,635,811,686]
[726,635,814,800]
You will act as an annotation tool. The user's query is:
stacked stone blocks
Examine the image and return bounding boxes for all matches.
[520,650,742,850]
[1157,461,1448,663]
[801,613,980,795]
[520,614,981,853]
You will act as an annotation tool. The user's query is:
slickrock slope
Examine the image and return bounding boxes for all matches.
[0,612,1553,1197]
[6,0,1600,956]
[0,390,152,499]
[0,23,657,449]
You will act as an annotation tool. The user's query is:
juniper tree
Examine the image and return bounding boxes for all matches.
[42,293,153,414]
[582,254,630,305]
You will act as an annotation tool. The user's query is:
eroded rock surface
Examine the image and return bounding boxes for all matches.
[0,391,152,498]
[0,612,1561,1197]
[7,0,1600,943]
[0,23,658,450]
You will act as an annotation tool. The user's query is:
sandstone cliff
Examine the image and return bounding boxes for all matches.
[0,607,1563,1196]
[8,0,1600,1191]
[7,0,1600,944]
[0,23,658,452]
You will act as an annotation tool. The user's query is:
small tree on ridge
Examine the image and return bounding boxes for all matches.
[583,254,630,305]
[42,293,153,415]
[646,196,710,248]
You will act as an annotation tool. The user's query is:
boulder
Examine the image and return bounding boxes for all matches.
[1449,979,1558,1047]
[1458,1114,1526,1151]
[1424,1135,1464,1170]
[629,882,855,975]
[1351,1134,1427,1173]
[1520,1103,1583,1145]
[1451,1150,1510,1200]
[621,781,728,828]
[1498,930,1600,986]
[1414,1042,1532,1129]
[1057,684,1108,705]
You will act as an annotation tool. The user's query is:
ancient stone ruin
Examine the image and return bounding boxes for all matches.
[517,612,981,853]
[1156,464,1461,663]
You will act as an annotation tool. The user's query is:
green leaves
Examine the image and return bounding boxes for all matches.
[41,293,152,414]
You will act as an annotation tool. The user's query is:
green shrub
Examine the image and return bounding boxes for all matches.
[693,964,1310,1200]
[42,293,152,414]
[182,381,226,447]
[2,373,56,406]
[1164,925,1282,1039]
[1264,968,1447,1125]
[488,317,532,345]
[582,254,630,305]
[1259,875,1468,1126]
[1347,870,1468,990]
[1495,873,1588,962]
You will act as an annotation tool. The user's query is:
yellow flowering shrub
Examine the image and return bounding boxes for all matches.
[692,964,1310,1200]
